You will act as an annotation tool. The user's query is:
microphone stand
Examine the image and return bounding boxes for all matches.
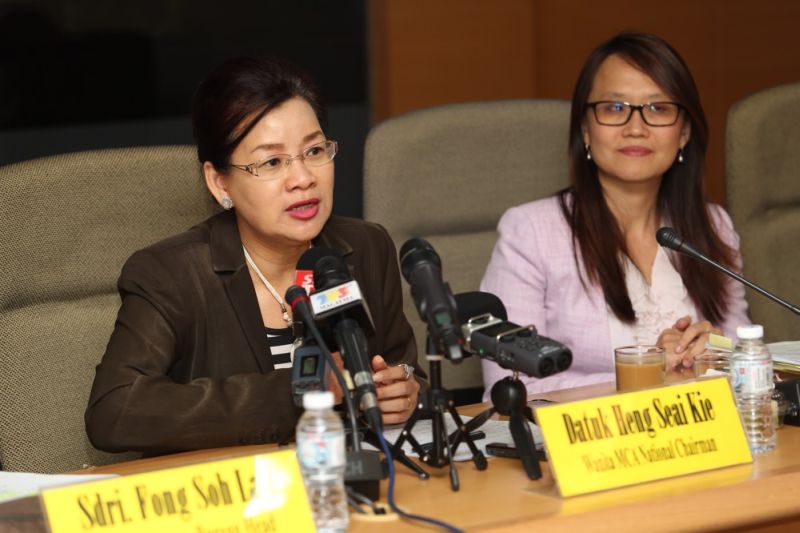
[460,372,542,480]
[391,334,488,491]
[657,226,800,315]
[345,409,427,481]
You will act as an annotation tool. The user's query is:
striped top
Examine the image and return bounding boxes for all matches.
[266,326,294,370]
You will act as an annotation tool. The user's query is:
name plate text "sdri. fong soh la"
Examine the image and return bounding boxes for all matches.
[40,450,315,533]
[535,376,752,497]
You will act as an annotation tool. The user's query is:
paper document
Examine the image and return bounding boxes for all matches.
[767,341,800,373]
[0,471,117,504]
[373,415,543,462]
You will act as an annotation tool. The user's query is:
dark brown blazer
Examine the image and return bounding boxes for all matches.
[85,210,420,454]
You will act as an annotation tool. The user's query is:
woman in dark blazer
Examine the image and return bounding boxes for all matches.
[85,57,422,454]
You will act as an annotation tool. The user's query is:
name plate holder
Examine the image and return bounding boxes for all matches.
[40,449,315,533]
[535,376,753,497]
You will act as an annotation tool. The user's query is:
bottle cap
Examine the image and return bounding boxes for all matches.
[302,390,334,410]
[736,324,764,340]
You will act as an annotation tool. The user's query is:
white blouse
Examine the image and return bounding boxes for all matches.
[608,247,698,348]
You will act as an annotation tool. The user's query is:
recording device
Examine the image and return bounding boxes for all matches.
[307,249,382,431]
[290,343,328,407]
[456,291,572,378]
[286,282,330,408]
[399,238,464,361]
[656,227,800,315]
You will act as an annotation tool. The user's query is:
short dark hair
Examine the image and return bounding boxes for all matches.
[559,31,735,324]
[191,56,326,170]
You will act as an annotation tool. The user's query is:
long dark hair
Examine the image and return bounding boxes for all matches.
[559,31,735,324]
[192,56,326,170]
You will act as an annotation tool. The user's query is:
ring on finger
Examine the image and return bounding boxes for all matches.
[398,363,413,381]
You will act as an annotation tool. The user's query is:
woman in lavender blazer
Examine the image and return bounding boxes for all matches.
[481,32,749,396]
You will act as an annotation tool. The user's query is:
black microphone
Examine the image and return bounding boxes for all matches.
[285,285,321,406]
[286,284,384,495]
[457,291,572,378]
[656,227,800,315]
[302,249,383,431]
[298,247,376,336]
[286,284,316,326]
[399,238,465,362]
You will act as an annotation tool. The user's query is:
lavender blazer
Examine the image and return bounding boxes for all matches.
[480,196,750,396]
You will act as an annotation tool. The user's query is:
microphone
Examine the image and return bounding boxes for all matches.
[656,227,800,315]
[457,291,572,378]
[286,284,315,325]
[302,249,383,431]
[295,246,340,293]
[299,247,376,336]
[286,284,385,494]
[399,238,465,362]
[285,285,323,406]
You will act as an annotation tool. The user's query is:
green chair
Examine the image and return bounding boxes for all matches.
[726,81,800,342]
[0,145,216,472]
[363,99,571,400]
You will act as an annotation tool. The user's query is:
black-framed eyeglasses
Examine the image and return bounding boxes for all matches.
[230,139,338,180]
[587,101,683,127]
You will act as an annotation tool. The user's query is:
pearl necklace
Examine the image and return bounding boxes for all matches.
[242,245,293,328]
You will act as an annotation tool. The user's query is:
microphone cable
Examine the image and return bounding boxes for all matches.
[292,284,462,530]
[375,430,464,533]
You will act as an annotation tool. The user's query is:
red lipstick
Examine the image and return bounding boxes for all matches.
[286,198,320,220]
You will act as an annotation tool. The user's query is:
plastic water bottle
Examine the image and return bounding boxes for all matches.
[296,391,349,532]
[730,325,776,454]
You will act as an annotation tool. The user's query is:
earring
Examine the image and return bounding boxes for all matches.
[585,143,592,161]
[221,197,234,210]
[677,149,684,164]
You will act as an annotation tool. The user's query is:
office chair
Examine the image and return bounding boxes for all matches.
[726,81,800,342]
[363,99,571,400]
[0,145,216,472]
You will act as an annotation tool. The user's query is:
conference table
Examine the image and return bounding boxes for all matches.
[4,376,800,532]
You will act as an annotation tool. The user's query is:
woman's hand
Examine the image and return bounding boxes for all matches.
[656,315,721,369]
[371,355,420,425]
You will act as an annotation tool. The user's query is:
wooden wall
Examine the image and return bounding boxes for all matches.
[368,0,800,205]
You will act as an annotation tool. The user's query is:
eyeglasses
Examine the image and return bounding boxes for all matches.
[587,101,683,127]
[230,140,338,180]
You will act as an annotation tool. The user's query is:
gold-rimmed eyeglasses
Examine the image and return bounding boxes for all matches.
[587,101,683,127]
[230,139,338,180]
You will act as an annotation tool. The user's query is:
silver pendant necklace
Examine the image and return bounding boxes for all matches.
[242,245,293,328]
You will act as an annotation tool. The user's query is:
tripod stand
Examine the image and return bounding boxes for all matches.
[460,373,542,480]
[391,347,488,491]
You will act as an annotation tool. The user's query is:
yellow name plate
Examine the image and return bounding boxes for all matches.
[41,449,315,533]
[535,377,752,497]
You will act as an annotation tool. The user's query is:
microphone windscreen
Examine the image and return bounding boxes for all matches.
[296,246,339,271]
[656,227,682,250]
[399,237,427,260]
[399,238,442,282]
[313,252,351,291]
[455,291,508,321]
[285,285,308,306]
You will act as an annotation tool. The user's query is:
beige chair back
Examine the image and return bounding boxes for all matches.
[363,100,571,393]
[726,82,800,342]
[0,145,216,472]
